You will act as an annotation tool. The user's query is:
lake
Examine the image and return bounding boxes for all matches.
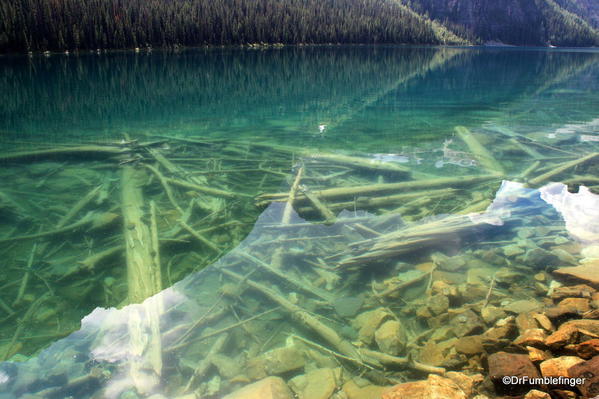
[0,45,598,398]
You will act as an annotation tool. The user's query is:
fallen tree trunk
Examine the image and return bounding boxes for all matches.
[121,166,162,303]
[121,165,164,383]
[455,126,505,175]
[0,145,127,162]
[258,175,498,204]
[529,152,599,186]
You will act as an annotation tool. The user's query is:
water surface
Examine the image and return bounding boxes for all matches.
[0,46,598,398]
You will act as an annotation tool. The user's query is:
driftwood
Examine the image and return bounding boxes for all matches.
[519,160,541,180]
[282,166,304,225]
[13,243,37,307]
[338,214,484,269]
[120,166,162,303]
[358,348,445,375]
[121,165,164,385]
[182,333,229,393]
[144,164,184,214]
[221,268,361,360]
[75,245,124,274]
[179,220,221,254]
[0,212,119,244]
[239,252,334,303]
[301,188,336,224]
[149,147,249,199]
[167,177,248,199]
[272,166,304,269]
[56,185,103,228]
[298,188,457,214]
[221,268,442,374]
[0,145,128,162]
[307,153,411,176]
[455,126,505,175]
[528,152,599,185]
[258,174,498,204]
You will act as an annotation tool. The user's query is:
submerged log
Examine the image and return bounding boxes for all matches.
[258,175,497,204]
[56,185,103,228]
[338,214,485,269]
[221,268,360,359]
[167,177,249,199]
[121,166,162,302]
[0,145,127,162]
[298,188,457,214]
[528,152,599,186]
[307,152,411,176]
[121,165,164,382]
[0,212,119,244]
[455,126,505,175]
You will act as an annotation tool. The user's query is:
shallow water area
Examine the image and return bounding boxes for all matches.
[0,46,599,398]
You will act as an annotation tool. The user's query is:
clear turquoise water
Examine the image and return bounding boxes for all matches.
[2,46,598,150]
[0,46,598,398]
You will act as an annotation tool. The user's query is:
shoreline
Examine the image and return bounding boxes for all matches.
[1,42,598,57]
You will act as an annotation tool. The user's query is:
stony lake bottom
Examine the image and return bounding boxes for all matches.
[0,46,598,398]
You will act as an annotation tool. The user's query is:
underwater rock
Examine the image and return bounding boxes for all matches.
[352,308,391,344]
[524,247,558,268]
[576,339,599,359]
[288,368,341,399]
[382,374,466,399]
[532,313,554,332]
[558,297,591,314]
[466,267,496,286]
[567,355,599,397]
[503,244,525,257]
[431,280,459,299]
[454,335,484,355]
[548,390,578,399]
[551,248,578,266]
[223,376,294,399]
[431,252,466,272]
[419,338,465,368]
[451,309,484,337]
[332,296,363,318]
[505,300,543,315]
[514,328,547,348]
[527,346,551,363]
[488,352,541,395]
[458,283,488,303]
[246,347,305,379]
[445,372,483,398]
[550,284,595,300]
[545,319,599,350]
[495,268,526,285]
[481,306,507,325]
[482,318,517,353]
[554,261,599,289]
[428,294,450,316]
[341,379,386,399]
[211,354,241,379]
[374,320,406,356]
[540,356,584,378]
[524,389,551,399]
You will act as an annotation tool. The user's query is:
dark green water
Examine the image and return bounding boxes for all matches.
[0,46,598,398]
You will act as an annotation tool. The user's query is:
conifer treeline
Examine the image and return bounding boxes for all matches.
[407,0,599,47]
[0,0,465,53]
